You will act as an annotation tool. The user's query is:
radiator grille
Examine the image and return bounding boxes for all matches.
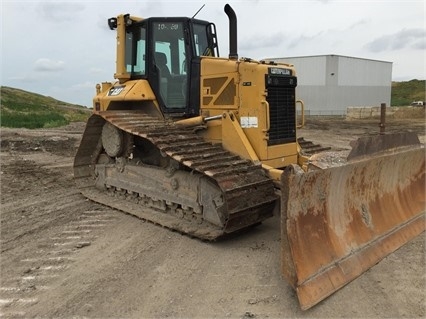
[265,75,297,146]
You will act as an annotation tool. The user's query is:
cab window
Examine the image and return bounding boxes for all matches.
[126,25,146,76]
[193,23,217,57]
[152,22,187,109]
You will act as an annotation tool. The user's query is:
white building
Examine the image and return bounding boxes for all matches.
[265,55,392,116]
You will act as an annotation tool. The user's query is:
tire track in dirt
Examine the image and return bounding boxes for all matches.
[0,208,118,319]
[0,129,119,318]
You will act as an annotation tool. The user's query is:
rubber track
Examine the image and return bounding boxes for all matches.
[74,110,277,239]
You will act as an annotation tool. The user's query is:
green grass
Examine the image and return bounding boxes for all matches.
[391,79,425,106]
[1,86,91,129]
[1,111,69,129]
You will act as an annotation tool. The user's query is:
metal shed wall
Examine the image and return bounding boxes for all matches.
[267,55,392,115]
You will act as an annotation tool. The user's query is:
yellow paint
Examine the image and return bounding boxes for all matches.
[93,79,161,117]
[113,15,143,83]
[200,57,300,170]
[221,111,260,162]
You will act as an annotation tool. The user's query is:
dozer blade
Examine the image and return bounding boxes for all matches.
[281,142,425,310]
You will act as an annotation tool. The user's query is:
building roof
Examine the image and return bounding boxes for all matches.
[264,54,392,64]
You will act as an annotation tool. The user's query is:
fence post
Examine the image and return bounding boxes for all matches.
[379,103,386,134]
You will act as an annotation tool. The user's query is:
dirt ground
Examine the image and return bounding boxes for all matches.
[1,117,425,318]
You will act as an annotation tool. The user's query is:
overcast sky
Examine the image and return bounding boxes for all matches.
[1,0,425,107]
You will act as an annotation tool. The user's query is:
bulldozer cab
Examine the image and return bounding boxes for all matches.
[118,16,218,116]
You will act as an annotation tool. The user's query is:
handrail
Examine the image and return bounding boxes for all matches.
[261,100,270,131]
[296,99,305,129]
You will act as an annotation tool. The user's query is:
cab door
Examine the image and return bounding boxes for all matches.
[149,20,189,112]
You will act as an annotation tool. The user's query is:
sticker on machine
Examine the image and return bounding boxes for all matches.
[240,116,258,128]
[108,86,125,96]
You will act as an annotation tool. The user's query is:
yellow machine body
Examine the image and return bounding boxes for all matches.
[199,57,299,169]
[74,5,425,310]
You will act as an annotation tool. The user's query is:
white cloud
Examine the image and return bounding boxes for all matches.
[89,68,104,74]
[346,18,370,31]
[34,58,65,72]
[240,31,288,52]
[8,74,39,83]
[365,28,426,52]
[37,2,85,22]
[71,82,97,90]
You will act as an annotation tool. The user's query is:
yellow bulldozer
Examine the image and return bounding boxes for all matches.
[74,4,425,310]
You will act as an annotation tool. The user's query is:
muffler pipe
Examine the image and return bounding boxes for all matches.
[224,4,238,60]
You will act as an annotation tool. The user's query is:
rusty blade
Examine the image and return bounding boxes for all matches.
[281,146,425,310]
[347,132,421,161]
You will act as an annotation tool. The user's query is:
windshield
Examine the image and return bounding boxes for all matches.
[152,22,187,109]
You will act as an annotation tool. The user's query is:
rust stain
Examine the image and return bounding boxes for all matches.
[281,146,426,310]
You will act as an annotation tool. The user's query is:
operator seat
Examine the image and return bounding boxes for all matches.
[154,52,171,78]
[154,52,171,104]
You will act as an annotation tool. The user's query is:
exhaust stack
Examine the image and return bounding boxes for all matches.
[224,4,238,60]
